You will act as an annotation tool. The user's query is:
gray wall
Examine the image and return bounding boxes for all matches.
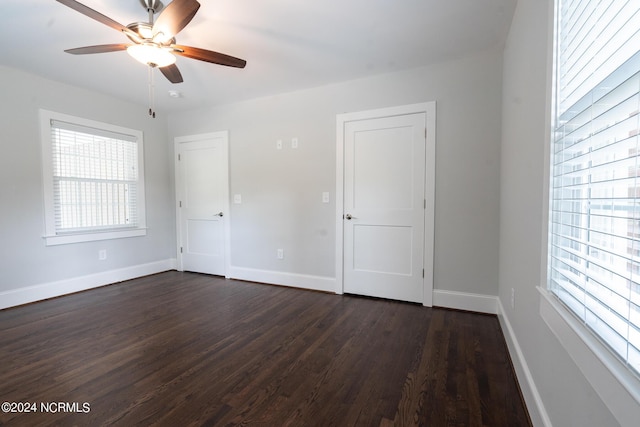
[168,48,503,296]
[1,49,503,299]
[0,66,175,292]
[499,0,622,425]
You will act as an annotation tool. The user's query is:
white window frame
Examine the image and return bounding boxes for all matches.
[540,0,640,423]
[40,109,146,246]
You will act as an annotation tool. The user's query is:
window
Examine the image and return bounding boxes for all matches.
[40,110,146,245]
[549,0,640,377]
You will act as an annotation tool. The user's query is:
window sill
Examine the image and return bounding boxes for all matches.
[538,286,640,425]
[44,228,147,246]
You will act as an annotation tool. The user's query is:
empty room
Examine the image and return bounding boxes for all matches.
[1,0,638,425]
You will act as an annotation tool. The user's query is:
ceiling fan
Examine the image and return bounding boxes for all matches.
[55,0,247,86]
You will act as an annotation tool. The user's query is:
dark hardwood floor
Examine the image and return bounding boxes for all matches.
[0,271,531,426]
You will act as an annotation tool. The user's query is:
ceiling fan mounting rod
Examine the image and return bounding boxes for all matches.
[140,0,163,18]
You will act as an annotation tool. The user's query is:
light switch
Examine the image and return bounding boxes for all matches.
[276,139,283,150]
[322,192,330,203]
[234,194,242,204]
[291,137,299,149]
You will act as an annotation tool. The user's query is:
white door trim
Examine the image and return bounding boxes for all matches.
[335,102,436,306]
[174,131,231,278]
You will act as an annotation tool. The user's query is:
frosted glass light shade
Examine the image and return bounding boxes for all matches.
[127,44,176,67]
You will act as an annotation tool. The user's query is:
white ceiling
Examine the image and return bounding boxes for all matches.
[1,0,516,113]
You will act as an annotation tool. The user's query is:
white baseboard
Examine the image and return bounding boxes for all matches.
[497,299,552,427]
[0,258,177,310]
[432,289,498,314]
[228,266,336,293]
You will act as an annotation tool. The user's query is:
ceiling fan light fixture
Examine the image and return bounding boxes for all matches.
[127,43,176,67]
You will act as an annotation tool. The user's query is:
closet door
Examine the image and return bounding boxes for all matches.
[176,132,229,276]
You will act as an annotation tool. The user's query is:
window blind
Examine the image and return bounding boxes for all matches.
[50,119,140,233]
[550,0,640,375]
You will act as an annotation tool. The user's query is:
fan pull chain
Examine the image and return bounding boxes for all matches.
[148,66,156,118]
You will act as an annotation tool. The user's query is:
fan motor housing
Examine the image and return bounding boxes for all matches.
[126,22,175,45]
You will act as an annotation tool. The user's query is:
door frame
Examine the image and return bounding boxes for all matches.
[335,102,436,306]
[174,131,231,278]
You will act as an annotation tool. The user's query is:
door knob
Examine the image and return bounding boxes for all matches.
[345,213,355,220]
[215,212,224,217]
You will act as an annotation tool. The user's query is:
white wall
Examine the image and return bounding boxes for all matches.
[0,66,176,305]
[499,0,627,425]
[168,49,503,298]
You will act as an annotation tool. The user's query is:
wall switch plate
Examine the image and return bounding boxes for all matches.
[234,194,242,204]
[277,249,284,259]
[291,137,299,149]
[322,192,330,203]
[98,249,107,260]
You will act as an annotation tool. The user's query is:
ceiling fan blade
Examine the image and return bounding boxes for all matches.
[172,45,247,68]
[153,0,200,40]
[55,0,132,34]
[64,44,130,55]
[159,64,184,84]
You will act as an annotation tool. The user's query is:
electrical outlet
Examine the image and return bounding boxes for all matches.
[291,137,299,149]
[511,288,515,309]
[277,249,284,259]
[99,249,107,261]
[276,139,283,150]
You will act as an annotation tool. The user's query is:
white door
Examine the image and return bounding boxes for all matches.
[341,111,428,303]
[175,132,229,276]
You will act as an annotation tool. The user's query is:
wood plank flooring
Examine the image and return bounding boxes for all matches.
[0,271,531,426]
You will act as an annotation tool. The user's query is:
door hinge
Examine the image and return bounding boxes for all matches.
[425,128,427,138]
[179,201,182,208]
[180,247,183,253]
[424,199,426,209]
[178,154,181,161]
[422,269,425,278]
